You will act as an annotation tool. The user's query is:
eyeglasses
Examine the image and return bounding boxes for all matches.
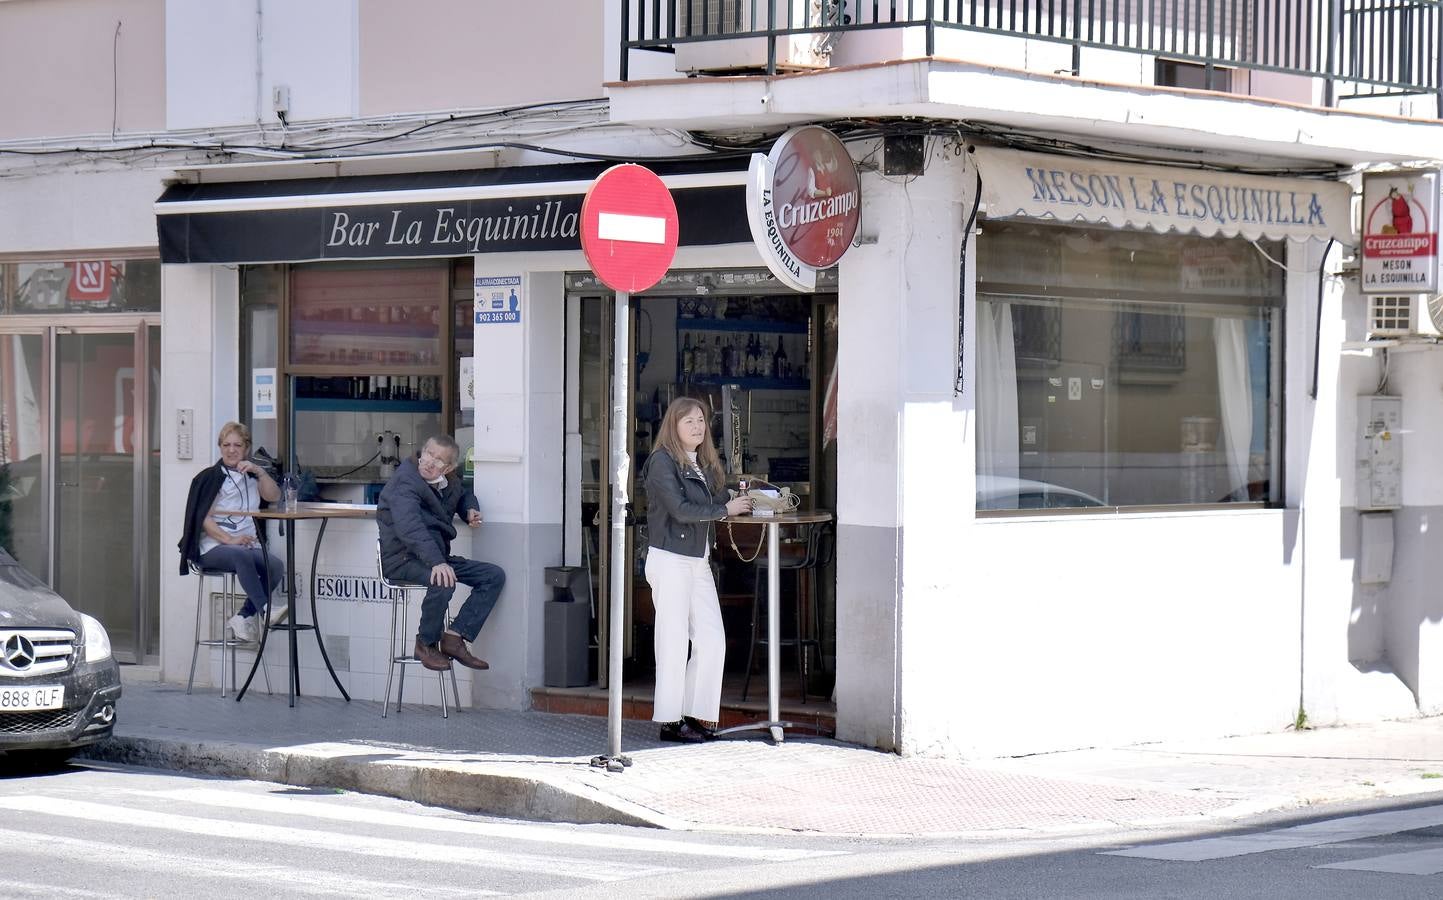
[420,448,457,471]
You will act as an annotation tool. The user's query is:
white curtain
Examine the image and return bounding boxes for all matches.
[1212,317,1252,502]
[977,300,1020,502]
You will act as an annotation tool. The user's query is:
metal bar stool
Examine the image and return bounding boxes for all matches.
[186,563,272,698]
[741,521,834,704]
[377,542,462,718]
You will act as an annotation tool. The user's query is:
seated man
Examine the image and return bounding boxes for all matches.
[377,434,505,671]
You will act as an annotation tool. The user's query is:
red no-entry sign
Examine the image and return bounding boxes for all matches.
[580,164,679,294]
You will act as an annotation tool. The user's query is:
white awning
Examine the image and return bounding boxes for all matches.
[973,147,1352,243]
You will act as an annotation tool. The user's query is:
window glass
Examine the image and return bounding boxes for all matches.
[976,222,1282,512]
[289,263,443,368]
[8,259,160,314]
[451,257,475,483]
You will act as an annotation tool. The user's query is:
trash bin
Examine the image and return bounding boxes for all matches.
[543,566,591,687]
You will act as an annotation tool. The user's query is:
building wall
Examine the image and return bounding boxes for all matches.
[0,0,166,140]
[358,0,603,116]
[166,0,357,129]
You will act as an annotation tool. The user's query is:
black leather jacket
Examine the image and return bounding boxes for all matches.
[642,447,728,559]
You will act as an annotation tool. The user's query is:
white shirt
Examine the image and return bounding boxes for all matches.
[200,467,258,555]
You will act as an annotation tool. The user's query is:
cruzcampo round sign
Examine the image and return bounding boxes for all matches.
[746,125,861,292]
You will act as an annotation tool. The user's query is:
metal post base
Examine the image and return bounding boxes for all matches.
[712,719,833,743]
[590,754,633,773]
[713,720,792,743]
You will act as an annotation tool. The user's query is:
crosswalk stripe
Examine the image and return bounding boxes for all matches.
[1105,805,1443,862]
[0,796,668,883]
[147,787,839,863]
[0,825,481,897]
[1318,848,1443,876]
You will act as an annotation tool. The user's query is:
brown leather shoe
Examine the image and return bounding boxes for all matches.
[439,632,489,670]
[413,638,452,671]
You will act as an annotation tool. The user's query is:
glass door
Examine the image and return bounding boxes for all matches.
[0,332,48,578]
[50,326,158,662]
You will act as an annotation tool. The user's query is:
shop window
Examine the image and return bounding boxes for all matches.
[2,259,160,314]
[976,222,1282,512]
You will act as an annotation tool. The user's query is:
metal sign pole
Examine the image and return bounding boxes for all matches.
[594,290,633,773]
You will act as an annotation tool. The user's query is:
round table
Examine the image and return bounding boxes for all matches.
[717,511,832,743]
[214,503,374,706]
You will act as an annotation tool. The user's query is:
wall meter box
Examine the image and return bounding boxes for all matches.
[1357,396,1402,511]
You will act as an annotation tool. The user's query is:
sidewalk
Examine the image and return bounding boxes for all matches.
[84,671,1443,837]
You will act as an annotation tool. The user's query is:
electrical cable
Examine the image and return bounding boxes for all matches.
[328,449,382,479]
[1309,236,1337,400]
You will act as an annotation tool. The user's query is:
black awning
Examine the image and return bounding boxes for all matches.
[156,157,752,264]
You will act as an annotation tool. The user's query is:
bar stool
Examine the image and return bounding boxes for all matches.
[377,541,462,718]
[741,521,834,704]
[186,562,272,698]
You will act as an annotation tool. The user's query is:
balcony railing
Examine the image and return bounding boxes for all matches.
[622,0,1442,116]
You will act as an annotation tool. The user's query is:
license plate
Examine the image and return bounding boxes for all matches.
[0,685,64,712]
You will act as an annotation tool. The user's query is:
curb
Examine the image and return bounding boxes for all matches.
[81,734,680,830]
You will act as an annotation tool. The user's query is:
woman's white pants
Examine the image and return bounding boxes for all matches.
[644,547,726,724]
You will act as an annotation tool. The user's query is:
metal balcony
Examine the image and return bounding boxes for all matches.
[622,0,1442,116]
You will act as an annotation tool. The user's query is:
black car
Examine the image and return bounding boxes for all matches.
[0,547,121,768]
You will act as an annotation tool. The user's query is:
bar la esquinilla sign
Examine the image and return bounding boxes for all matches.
[1023,166,1329,229]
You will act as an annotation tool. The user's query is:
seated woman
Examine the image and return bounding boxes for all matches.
[178,421,285,641]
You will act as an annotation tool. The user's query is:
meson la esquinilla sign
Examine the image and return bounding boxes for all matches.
[1362,169,1440,294]
[746,126,861,292]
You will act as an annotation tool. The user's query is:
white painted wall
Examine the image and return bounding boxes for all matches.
[158,264,239,687]
[0,169,165,253]
[166,0,356,129]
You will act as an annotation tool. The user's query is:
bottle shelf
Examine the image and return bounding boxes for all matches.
[294,398,441,413]
[682,376,809,390]
[678,318,807,334]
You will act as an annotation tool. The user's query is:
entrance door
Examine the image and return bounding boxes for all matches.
[0,323,159,663]
[565,276,833,692]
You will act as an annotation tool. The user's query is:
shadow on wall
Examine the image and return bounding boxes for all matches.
[1345,508,1443,709]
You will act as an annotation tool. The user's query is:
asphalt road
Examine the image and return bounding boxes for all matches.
[4,759,1443,898]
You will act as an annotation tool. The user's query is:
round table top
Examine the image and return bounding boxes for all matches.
[213,502,376,521]
[721,510,832,525]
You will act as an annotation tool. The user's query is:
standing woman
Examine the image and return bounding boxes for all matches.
[641,398,752,743]
[178,422,285,642]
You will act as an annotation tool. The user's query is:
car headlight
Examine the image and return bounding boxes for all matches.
[79,613,112,663]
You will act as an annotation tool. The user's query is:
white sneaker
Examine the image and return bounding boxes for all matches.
[227,614,257,642]
[267,604,290,627]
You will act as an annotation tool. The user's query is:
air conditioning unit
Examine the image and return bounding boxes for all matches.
[674,0,837,74]
[1367,294,1443,338]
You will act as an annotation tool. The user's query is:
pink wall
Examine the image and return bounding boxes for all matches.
[358,0,603,115]
[0,0,165,140]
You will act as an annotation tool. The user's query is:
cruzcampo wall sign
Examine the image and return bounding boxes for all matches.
[746,125,861,292]
[1362,169,1440,294]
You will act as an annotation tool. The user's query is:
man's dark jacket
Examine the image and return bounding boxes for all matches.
[177,460,269,575]
[377,456,480,575]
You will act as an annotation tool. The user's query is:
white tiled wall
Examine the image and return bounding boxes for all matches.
[294,410,445,468]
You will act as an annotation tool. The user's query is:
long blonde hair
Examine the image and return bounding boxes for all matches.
[653,397,724,487]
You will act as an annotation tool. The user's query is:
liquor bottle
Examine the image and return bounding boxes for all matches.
[681,333,694,377]
[710,336,723,377]
[744,334,757,376]
[773,334,787,379]
[721,335,734,377]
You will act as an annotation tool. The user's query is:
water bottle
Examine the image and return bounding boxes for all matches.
[281,474,300,512]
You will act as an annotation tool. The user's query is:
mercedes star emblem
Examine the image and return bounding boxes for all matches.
[3,634,36,670]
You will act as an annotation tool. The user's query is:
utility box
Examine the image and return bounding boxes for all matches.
[543,566,591,688]
[1357,396,1402,511]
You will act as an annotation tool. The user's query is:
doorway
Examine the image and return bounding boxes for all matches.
[563,271,837,702]
[0,321,161,662]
